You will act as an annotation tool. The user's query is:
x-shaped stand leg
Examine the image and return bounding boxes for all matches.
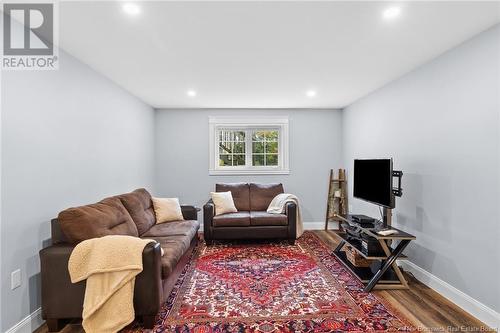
[364,239,411,292]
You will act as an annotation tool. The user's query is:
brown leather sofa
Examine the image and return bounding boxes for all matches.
[39,188,199,331]
[203,183,296,244]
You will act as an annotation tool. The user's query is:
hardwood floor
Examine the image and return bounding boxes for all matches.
[36,230,490,333]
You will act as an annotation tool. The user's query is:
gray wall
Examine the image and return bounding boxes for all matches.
[0,51,155,331]
[342,25,499,312]
[155,109,342,223]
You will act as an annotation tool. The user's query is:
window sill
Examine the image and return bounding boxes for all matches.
[209,169,290,176]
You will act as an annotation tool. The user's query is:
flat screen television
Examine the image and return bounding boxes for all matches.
[353,158,394,208]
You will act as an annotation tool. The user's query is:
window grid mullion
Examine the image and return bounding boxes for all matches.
[245,129,252,167]
[216,129,221,167]
[263,141,267,166]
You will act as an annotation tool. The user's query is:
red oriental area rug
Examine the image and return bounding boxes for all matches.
[130,232,414,332]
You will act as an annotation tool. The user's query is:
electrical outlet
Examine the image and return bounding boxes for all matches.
[11,269,21,290]
[348,204,353,213]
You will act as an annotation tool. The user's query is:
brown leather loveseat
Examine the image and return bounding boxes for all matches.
[39,188,199,331]
[203,183,296,244]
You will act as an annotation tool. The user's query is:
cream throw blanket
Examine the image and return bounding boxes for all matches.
[267,193,304,238]
[68,235,155,333]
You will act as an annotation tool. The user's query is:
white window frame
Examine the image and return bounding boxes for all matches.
[209,116,290,175]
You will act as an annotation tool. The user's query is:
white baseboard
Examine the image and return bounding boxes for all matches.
[399,261,500,330]
[5,308,44,333]
[304,221,330,230]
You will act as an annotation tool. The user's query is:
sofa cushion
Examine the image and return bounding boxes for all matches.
[211,191,238,215]
[118,188,156,235]
[142,220,200,240]
[152,197,184,223]
[212,211,250,227]
[249,183,284,211]
[58,197,138,243]
[250,211,288,226]
[144,235,192,279]
[216,183,250,211]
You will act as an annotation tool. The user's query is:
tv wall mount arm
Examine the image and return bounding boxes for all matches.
[392,170,403,197]
[383,170,403,228]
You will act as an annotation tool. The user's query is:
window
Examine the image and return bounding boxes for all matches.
[218,130,246,167]
[251,130,279,166]
[209,117,289,175]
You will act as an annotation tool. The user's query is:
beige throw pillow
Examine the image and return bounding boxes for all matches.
[211,191,237,216]
[152,197,184,224]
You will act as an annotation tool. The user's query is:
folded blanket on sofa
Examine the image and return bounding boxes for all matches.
[267,193,304,238]
[68,235,155,333]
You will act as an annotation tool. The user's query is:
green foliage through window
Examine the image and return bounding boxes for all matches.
[251,130,279,166]
[218,129,279,167]
[218,130,246,166]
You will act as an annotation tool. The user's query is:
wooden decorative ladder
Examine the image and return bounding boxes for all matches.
[325,168,348,231]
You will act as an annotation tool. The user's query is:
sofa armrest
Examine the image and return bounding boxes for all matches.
[181,205,198,221]
[134,241,163,316]
[203,200,215,243]
[285,202,297,240]
[40,244,85,319]
[40,241,163,320]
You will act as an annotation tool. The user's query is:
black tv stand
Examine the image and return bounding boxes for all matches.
[333,214,415,292]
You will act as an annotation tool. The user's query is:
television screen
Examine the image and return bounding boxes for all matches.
[353,159,394,208]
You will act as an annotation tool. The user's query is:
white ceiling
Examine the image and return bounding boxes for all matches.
[59,1,500,109]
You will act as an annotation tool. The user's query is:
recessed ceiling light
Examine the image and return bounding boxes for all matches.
[187,90,197,97]
[122,3,141,16]
[306,90,317,98]
[383,6,401,20]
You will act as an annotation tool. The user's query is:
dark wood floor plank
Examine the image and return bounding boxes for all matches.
[36,230,488,333]
[408,277,484,328]
[376,290,427,328]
